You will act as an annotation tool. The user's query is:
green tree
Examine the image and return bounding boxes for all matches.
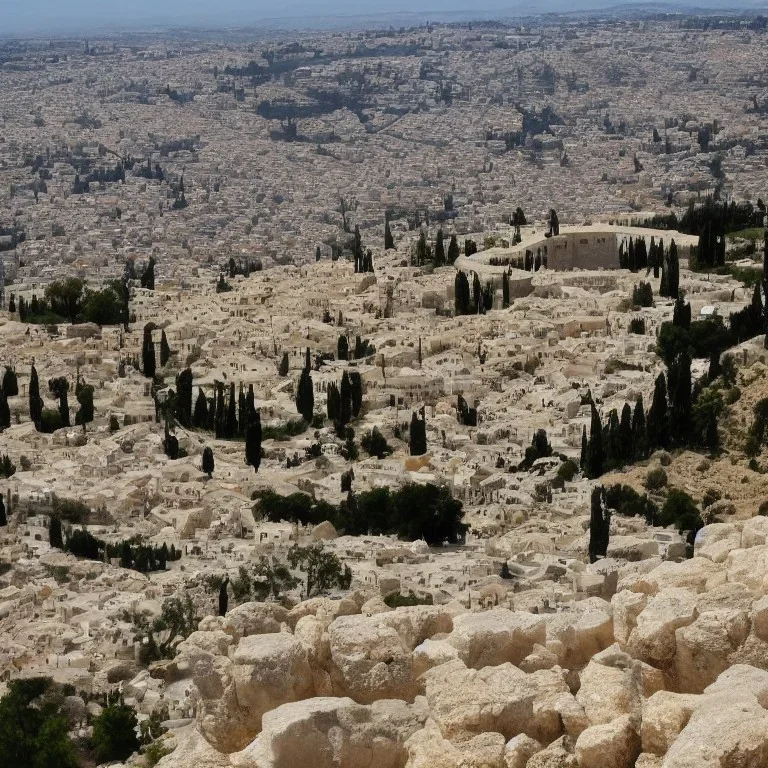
[49,516,63,549]
[434,228,445,267]
[296,368,314,423]
[278,352,289,377]
[361,427,392,458]
[2,367,18,397]
[160,330,171,367]
[176,368,193,428]
[447,234,460,264]
[126,594,197,665]
[140,255,156,290]
[29,364,43,428]
[585,402,604,479]
[74,380,94,430]
[44,277,85,322]
[647,373,670,450]
[91,698,139,764]
[245,412,262,472]
[409,408,427,456]
[48,377,69,428]
[287,543,351,597]
[384,215,394,250]
[337,334,349,361]
[193,387,208,428]
[0,678,79,768]
[142,324,156,378]
[202,446,214,477]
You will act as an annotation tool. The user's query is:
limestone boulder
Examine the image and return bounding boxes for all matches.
[742,516,768,548]
[154,724,231,768]
[674,608,751,692]
[725,545,768,594]
[625,588,698,668]
[405,721,506,768]
[375,605,453,649]
[194,633,313,753]
[413,638,460,678]
[574,714,640,768]
[519,643,559,673]
[693,523,741,563]
[663,691,768,768]
[232,696,428,768]
[327,614,419,702]
[542,598,613,668]
[503,734,542,768]
[525,736,577,768]
[640,691,698,756]
[310,520,338,540]
[447,608,546,669]
[619,557,722,595]
[287,596,360,629]
[611,590,647,648]
[421,659,537,742]
[218,602,289,639]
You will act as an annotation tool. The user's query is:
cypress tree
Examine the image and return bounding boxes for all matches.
[278,352,289,377]
[48,376,70,428]
[193,388,208,429]
[339,371,352,427]
[647,373,669,450]
[214,382,226,438]
[246,384,255,423]
[384,215,394,250]
[472,272,483,314]
[160,330,171,367]
[434,228,445,267]
[296,368,314,423]
[49,516,63,549]
[0,392,9,429]
[238,383,246,436]
[606,408,621,469]
[668,240,679,298]
[672,296,691,329]
[447,234,460,264]
[202,446,214,477]
[0,494,6,526]
[176,368,193,428]
[206,397,216,431]
[619,403,633,463]
[2,367,18,397]
[588,486,610,564]
[409,407,427,456]
[327,382,340,421]
[669,351,692,445]
[29,364,43,428]
[142,324,156,378]
[337,334,349,361]
[502,270,510,308]
[245,411,262,472]
[349,372,363,418]
[580,425,588,470]
[218,577,229,616]
[226,382,238,438]
[586,402,604,479]
[141,255,155,290]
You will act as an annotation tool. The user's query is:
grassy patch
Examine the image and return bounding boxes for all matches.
[726,227,764,241]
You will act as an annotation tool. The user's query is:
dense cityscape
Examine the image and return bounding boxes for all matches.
[2,8,768,768]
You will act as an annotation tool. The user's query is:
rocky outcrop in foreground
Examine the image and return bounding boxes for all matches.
[145,532,768,767]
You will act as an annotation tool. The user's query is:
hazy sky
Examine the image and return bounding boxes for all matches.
[0,0,760,36]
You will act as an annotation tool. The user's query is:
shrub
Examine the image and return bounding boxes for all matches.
[659,488,702,535]
[645,468,668,491]
[91,698,139,763]
[383,591,433,608]
[557,459,579,482]
[702,488,722,508]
